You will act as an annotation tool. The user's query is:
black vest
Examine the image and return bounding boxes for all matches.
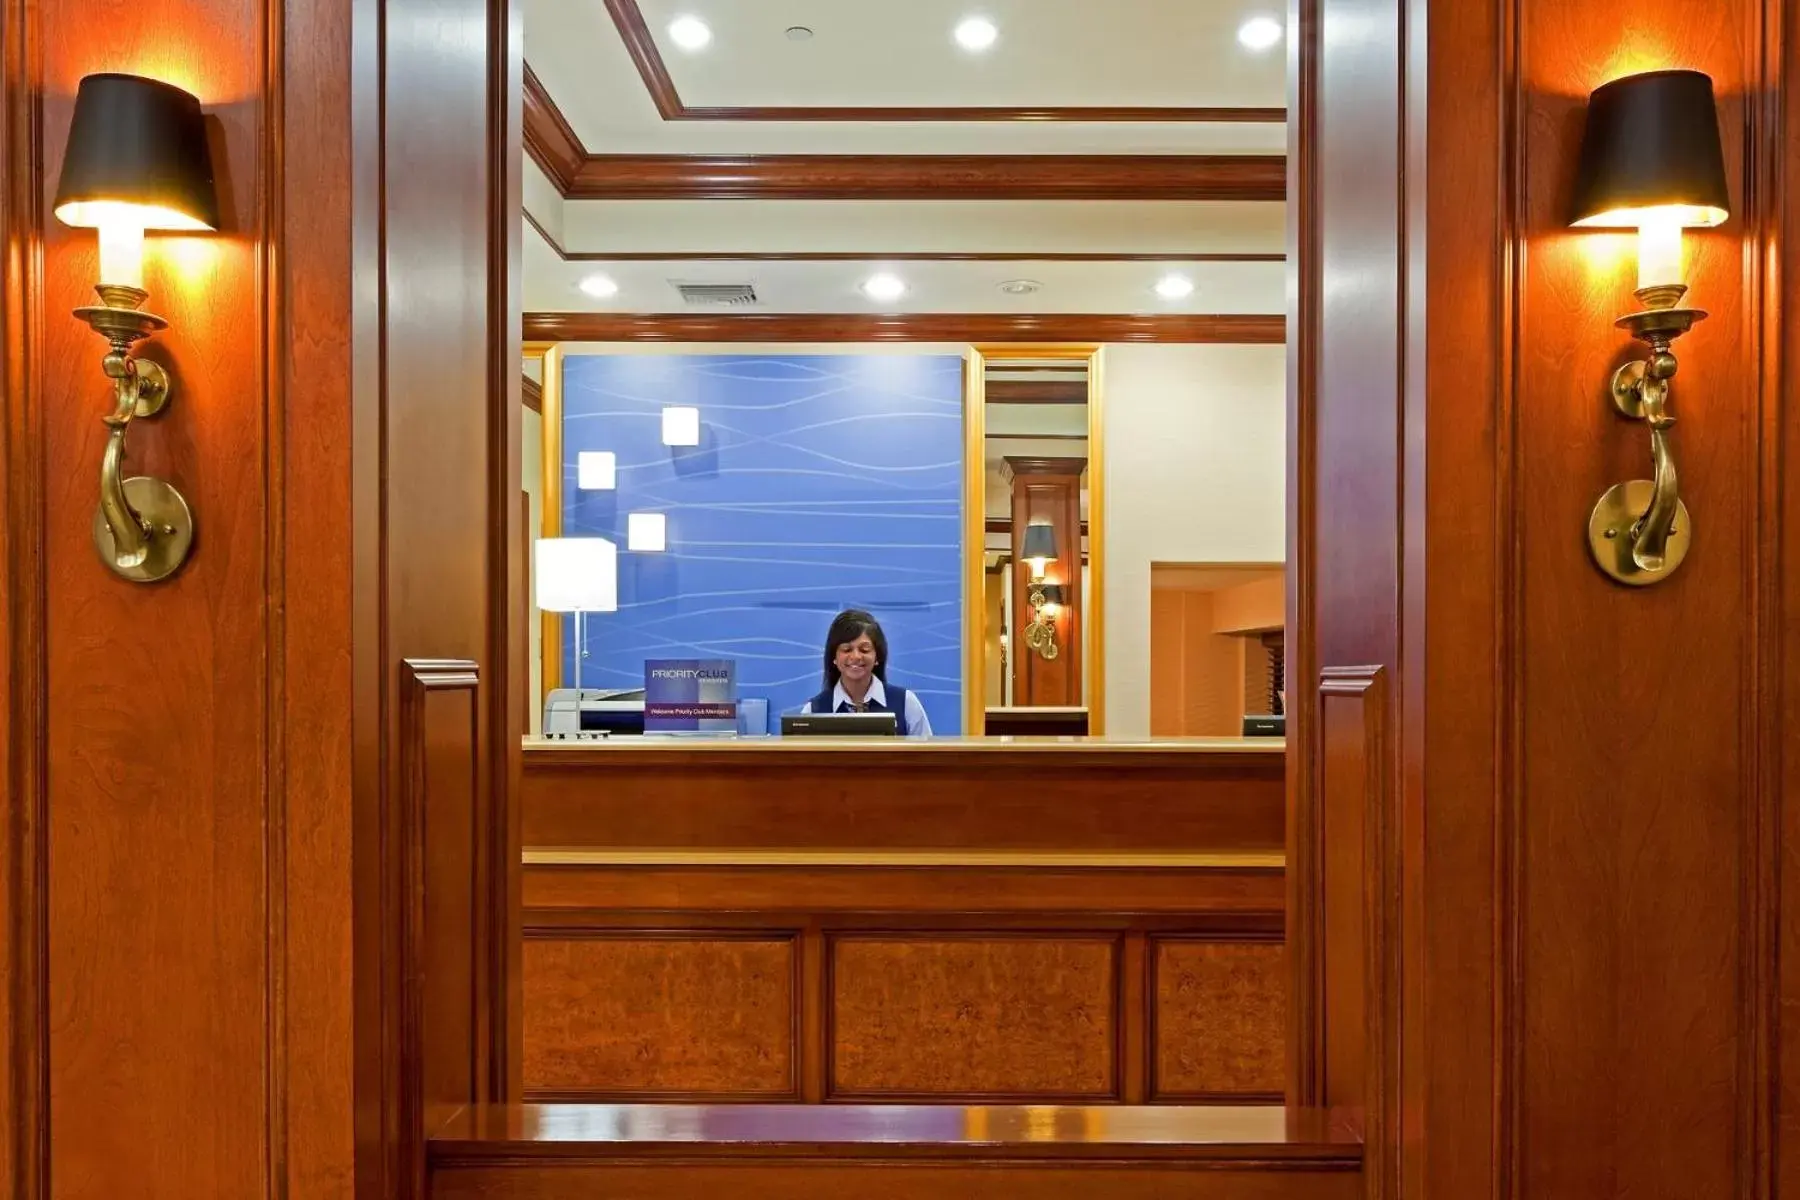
[809,683,912,736]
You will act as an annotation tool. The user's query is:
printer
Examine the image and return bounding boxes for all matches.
[542,687,647,739]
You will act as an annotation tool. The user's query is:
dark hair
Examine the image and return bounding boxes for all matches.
[822,609,888,691]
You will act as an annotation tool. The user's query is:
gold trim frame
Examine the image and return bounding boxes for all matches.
[525,341,563,704]
[965,344,1107,736]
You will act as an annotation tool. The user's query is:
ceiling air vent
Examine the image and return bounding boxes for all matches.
[674,282,760,307]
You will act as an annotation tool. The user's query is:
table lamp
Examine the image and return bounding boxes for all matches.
[534,536,619,692]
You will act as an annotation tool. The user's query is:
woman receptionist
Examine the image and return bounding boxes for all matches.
[799,609,933,738]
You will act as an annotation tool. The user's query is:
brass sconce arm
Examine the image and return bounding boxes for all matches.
[1022,581,1060,661]
[1589,304,1698,585]
[76,287,193,582]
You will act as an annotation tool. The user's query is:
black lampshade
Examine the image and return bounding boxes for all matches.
[1570,69,1729,228]
[1021,522,1058,564]
[54,73,219,232]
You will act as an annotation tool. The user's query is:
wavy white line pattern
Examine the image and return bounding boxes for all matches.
[562,354,966,734]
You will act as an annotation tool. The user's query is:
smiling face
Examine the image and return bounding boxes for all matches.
[834,633,878,688]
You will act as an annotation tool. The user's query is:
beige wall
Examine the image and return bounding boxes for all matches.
[1103,344,1286,738]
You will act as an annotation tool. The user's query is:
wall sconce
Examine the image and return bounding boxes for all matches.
[1570,69,1729,586]
[53,73,219,582]
[1020,521,1061,661]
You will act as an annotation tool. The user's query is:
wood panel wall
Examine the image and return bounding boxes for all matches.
[0,2,519,1197]
[519,862,1287,1105]
[1295,0,1800,1197]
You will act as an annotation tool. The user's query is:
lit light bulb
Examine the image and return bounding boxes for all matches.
[1636,209,1684,293]
[97,221,145,290]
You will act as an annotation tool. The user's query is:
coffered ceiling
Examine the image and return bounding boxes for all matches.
[521,0,1290,333]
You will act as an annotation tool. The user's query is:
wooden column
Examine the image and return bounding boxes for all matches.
[1004,456,1084,708]
[1294,0,1798,1197]
[0,1,522,1197]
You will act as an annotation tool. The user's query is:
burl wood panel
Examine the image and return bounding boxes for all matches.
[524,936,795,1097]
[1152,941,1286,1099]
[830,937,1117,1098]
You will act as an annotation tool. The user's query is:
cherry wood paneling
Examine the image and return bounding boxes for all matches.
[4,2,515,1197]
[397,663,490,1187]
[522,312,1285,344]
[523,861,1286,918]
[0,0,49,1191]
[985,380,1089,405]
[561,154,1285,202]
[1296,0,1798,1198]
[522,934,795,1099]
[829,936,1118,1100]
[599,0,1287,125]
[521,743,1284,853]
[33,8,275,1196]
[1151,940,1286,1101]
[428,1104,1362,1200]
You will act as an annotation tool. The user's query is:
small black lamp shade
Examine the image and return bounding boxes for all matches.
[54,74,219,231]
[1021,522,1058,564]
[1570,69,1729,229]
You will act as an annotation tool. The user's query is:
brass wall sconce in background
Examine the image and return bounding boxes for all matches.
[53,73,219,582]
[1570,68,1730,586]
[1020,521,1061,660]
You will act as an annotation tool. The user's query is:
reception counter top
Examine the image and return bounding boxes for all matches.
[521,735,1284,853]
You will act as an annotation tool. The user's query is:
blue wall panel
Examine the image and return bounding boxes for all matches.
[560,353,965,735]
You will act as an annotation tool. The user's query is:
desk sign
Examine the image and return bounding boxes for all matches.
[644,659,737,734]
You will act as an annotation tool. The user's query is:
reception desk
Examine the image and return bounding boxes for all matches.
[520,738,1285,1107]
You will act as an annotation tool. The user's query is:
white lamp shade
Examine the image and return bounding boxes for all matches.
[661,406,700,446]
[627,512,667,552]
[533,536,618,612]
[577,450,616,490]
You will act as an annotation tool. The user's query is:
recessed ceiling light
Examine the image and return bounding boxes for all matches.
[861,273,907,302]
[578,273,619,299]
[1153,274,1196,300]
[953,16,998,51]
[785,25,814,40]
[667,15,712,50]
[997,279,1042,295]
[1237,15,1284,51]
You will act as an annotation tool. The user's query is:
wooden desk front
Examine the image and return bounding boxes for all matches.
[520,739,1286,1107]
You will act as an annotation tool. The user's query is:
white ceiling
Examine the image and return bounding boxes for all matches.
[523,0,1288,155]
[521,0,1289,318]
[636,0,1285,111]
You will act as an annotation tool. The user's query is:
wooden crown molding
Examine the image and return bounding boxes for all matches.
[522,312,1285,344]
[1002,455,1089,480]
[603,0,1285,124]
[558,153,1285,202]
[523,63,583,193]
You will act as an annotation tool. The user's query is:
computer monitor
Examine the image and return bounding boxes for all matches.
[781,711,898,738]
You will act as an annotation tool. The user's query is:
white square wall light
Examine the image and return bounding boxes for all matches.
[627,512,667,553]
[577,450,616,490]
[661,406,700,446]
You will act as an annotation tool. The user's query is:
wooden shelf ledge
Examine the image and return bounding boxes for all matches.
[428,1103,1363,1165]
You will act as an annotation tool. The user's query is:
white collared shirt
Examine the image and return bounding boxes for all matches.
[800,675,933,738]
